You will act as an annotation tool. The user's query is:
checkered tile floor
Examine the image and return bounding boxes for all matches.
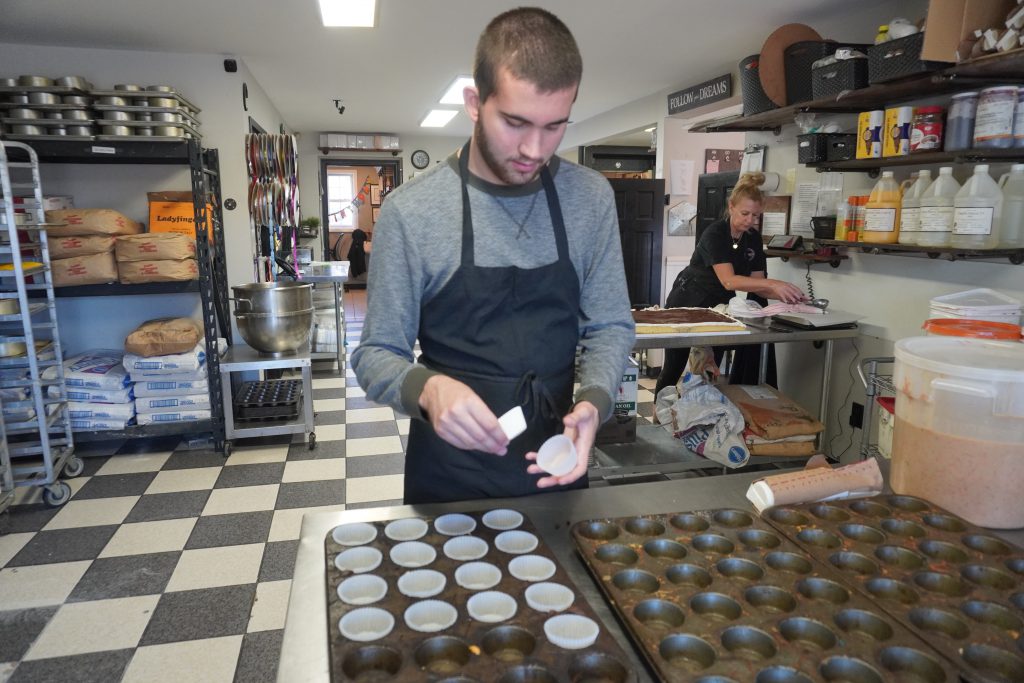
[0,296,659,682]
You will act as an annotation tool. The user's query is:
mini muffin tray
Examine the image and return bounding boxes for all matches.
[325,510,638,682]
[234,379,301,422]
[763,495,1024,683]
[572,509,963,683]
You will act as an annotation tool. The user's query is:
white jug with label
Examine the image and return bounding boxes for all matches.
[918,167,961,248]
[998,163,1024,248]
[952,164,1002,250]
[898,169,931,246]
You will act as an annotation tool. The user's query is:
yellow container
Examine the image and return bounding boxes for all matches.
[863,171,902,244]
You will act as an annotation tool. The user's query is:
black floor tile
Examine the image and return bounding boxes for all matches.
[8,649,134,683]
[312,388,343,400]
[258,541,299,583]
[344,421,399,439]
[71,472,157,500]
[343,396,384,410]
[124,490,210,523]
[233,629,283,683]
[344,452,405,479]
[287,438,345,461]
[68,551,180,602]
[0,607,58,661]
[0,504,60,534]
[76,456,112,476]
[7,526,119,567]
[345,499,403,510]
[160,449,227,471]
[313,410,345,426]
[185,511,274,550]
[115,436,183,455]
[275,481,345,509]
[214,463,286,489]
[401,435,409,450]
[140,584,256,646]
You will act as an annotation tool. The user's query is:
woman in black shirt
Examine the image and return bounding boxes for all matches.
[654,172,804,398]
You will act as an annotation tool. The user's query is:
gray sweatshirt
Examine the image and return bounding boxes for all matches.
[350,152,636,422]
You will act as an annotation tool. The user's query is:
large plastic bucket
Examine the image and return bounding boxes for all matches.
[891,337,1024,528]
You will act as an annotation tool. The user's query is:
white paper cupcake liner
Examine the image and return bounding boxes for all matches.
[454,561,503,590]
[434,513,477,536]
[536,434,577,476]
[335,547,383,574]
[384,518,429,542]
[337,574,388,605]
[508,554,556,582]
[482,508,524,530]
[397,569,447,598]
[443,535,489,561]
[331,522,378,546]
[467,590,518,623]
[389,541,437,568]
[338,607,395,642]
[525,582,575,613]
[544,614,600,650]
[495,530,539,555]
[403,600,458,633]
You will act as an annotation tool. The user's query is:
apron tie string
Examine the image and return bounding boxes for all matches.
[514,371,560,423]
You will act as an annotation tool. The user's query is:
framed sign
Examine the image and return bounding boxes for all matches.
[705,149,743,174]
[370,184,382,206]
[372,206,381,223]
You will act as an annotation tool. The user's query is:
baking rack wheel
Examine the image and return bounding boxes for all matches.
[308,432,316,450]
[223,441,233,458]
[62,456,84,478]
[43,482,72,507]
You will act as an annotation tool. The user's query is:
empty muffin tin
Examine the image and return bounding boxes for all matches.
[572,509,962,683]
[763,495,1024,683]
[325,510,637,682]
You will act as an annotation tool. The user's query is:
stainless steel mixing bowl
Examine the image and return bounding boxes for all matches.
[235,308,314,355]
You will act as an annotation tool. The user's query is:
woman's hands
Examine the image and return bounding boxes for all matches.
[767,278,806,303]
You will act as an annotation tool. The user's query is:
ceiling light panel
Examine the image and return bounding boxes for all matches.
[319,0,377,27]
[420,110,458,128]
[439,76,475,105]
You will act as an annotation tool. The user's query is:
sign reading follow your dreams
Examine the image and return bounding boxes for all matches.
[667,74,732,115]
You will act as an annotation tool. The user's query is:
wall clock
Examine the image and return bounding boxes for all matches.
[411,149,430,169]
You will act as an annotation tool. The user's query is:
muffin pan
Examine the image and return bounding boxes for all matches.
[572,509,962,683]
[325,509,637,682]
[764,495,1024,683]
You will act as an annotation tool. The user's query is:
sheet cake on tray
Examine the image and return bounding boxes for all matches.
[632,307,747,334]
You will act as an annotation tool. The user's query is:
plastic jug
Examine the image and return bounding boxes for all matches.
[952,164,1002,249]
[998,163,1024,248]
[898,169,931,245]
[891,337,1024,528]
[918,167,961,247]
[862,171,902,244]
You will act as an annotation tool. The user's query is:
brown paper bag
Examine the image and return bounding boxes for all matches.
[49,235,115,260]
[117,258,198,284]
[115,233,196,262]
[720,384,825,440]
[51,252,118,287]
[125,318,202,357]
[45,209,142,237]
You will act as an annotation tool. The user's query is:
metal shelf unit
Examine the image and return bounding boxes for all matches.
[857,356,895,461]
[0,397,12,514]
[0,141,79,506]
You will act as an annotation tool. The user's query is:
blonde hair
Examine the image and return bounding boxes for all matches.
[729,172,766,207]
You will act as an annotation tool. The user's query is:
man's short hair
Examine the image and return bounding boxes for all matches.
[473,7,582,104]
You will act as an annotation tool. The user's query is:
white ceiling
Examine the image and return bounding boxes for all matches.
[0,0,902,140]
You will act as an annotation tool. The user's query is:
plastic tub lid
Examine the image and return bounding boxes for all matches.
[930,288,1021,311]
[894,337,1024,381]
[923,318,1022,340]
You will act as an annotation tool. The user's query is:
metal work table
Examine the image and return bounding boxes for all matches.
[298,273,347,370]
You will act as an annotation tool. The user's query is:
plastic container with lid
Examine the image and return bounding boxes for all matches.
[898,169,931,245]
[945,91,978,152]
[952,164,1003,249]
[998,163,1024,248]
[923,318,1021,340]
[930,287,1022,325]
[890,337,1024,528]
[910,106,945,153]
[918,167,961,247]
[862,171,902,244]
[974,85,1018,149]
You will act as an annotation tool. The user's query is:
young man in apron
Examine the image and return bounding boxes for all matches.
[351,8,635,504]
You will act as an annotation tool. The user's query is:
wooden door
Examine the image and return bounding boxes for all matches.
[695,171,739,244]
[610,178,664,308]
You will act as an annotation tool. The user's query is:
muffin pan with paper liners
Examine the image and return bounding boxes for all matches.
[763,494,1024,683]
[325,509,637,682]
[572,508,963,682]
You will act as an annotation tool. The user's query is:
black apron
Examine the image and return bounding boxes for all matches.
[404,141,586,504]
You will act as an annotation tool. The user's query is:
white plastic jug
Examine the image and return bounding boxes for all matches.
[998,163,1024,248]
[918,167,961,248]
[952,164,1003,249]
[898,170,932,246]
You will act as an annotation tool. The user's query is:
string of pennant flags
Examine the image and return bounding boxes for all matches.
[327,167,387,220]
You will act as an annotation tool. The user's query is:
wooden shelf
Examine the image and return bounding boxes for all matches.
[766,248,847,267]
[52,281,199,297]
[817,239,1024,264]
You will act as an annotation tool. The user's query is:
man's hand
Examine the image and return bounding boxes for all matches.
[526,401,599,488]
[419,375,508,455]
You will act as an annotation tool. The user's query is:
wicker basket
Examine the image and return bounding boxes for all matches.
[812,58,869,99]
[868,33,944,84]
[797,133,857,164]
[739,54,778,116]
[784,40,838,104]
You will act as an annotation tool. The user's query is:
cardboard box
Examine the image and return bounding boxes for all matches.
[595,414,637,445]
[921,0,1015,62]
[614,357,639,417]
[147,191,213,242]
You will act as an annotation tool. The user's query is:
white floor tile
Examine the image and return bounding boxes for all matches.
[247,579,291,633]
[397,419,411,436]
[0,561,91,609]
[25,595,160,660]
[99,518,197,558]
[164,543,263,592]
[314,423,346,442]
[145,467,221,495]
[281,459,345,483]
[345,386,366,398]
[224,442,289,466]
[96,452,172,476]
[0,662,15,679]
[345,474,404,504]
[314,398,345,412]
[345,406,393,421]
[345,436,403,458]
[268,505,344,542]
[201,484,280,516]
[122,635,243,683]
[43,496,139,531]
[312,377,347,389]
[0,532,33,568]
[345,368,356,378]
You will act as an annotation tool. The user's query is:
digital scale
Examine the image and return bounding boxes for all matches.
[774,309,864,329]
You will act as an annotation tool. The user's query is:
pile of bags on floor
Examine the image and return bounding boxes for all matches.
[655,347,824,468]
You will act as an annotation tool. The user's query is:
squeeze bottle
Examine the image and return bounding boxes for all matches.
[863,171,902,244]
[952,164,1002,250]
[918,167,961,248]
[899,170,931,245]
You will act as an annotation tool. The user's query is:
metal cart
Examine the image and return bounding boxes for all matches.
[0,397,12,514]
[301,273,347,370]
[857,356,895,460]
[219,344,316,456]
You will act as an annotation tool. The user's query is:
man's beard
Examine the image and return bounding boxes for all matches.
[475,118,540,185]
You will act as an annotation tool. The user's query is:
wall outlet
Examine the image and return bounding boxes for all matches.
[849,402,864,429]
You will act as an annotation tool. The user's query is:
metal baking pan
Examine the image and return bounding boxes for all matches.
[94,135,197,143]
[572,509,963,682]
[2,134,96,142]
[763,495,1024,683]
[325,509,638,682]
[0,85,88,95]
[90,104,201,123]
[2,118,95,126]
[0,102,92,111]
[89,89,201,113]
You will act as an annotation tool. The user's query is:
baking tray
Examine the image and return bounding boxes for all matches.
[234,379,301,422]
[91,104,201,123]
[572,509,963,682]
[326,510,638,682]
[89,89,201,113]
[763,495,1024,683]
